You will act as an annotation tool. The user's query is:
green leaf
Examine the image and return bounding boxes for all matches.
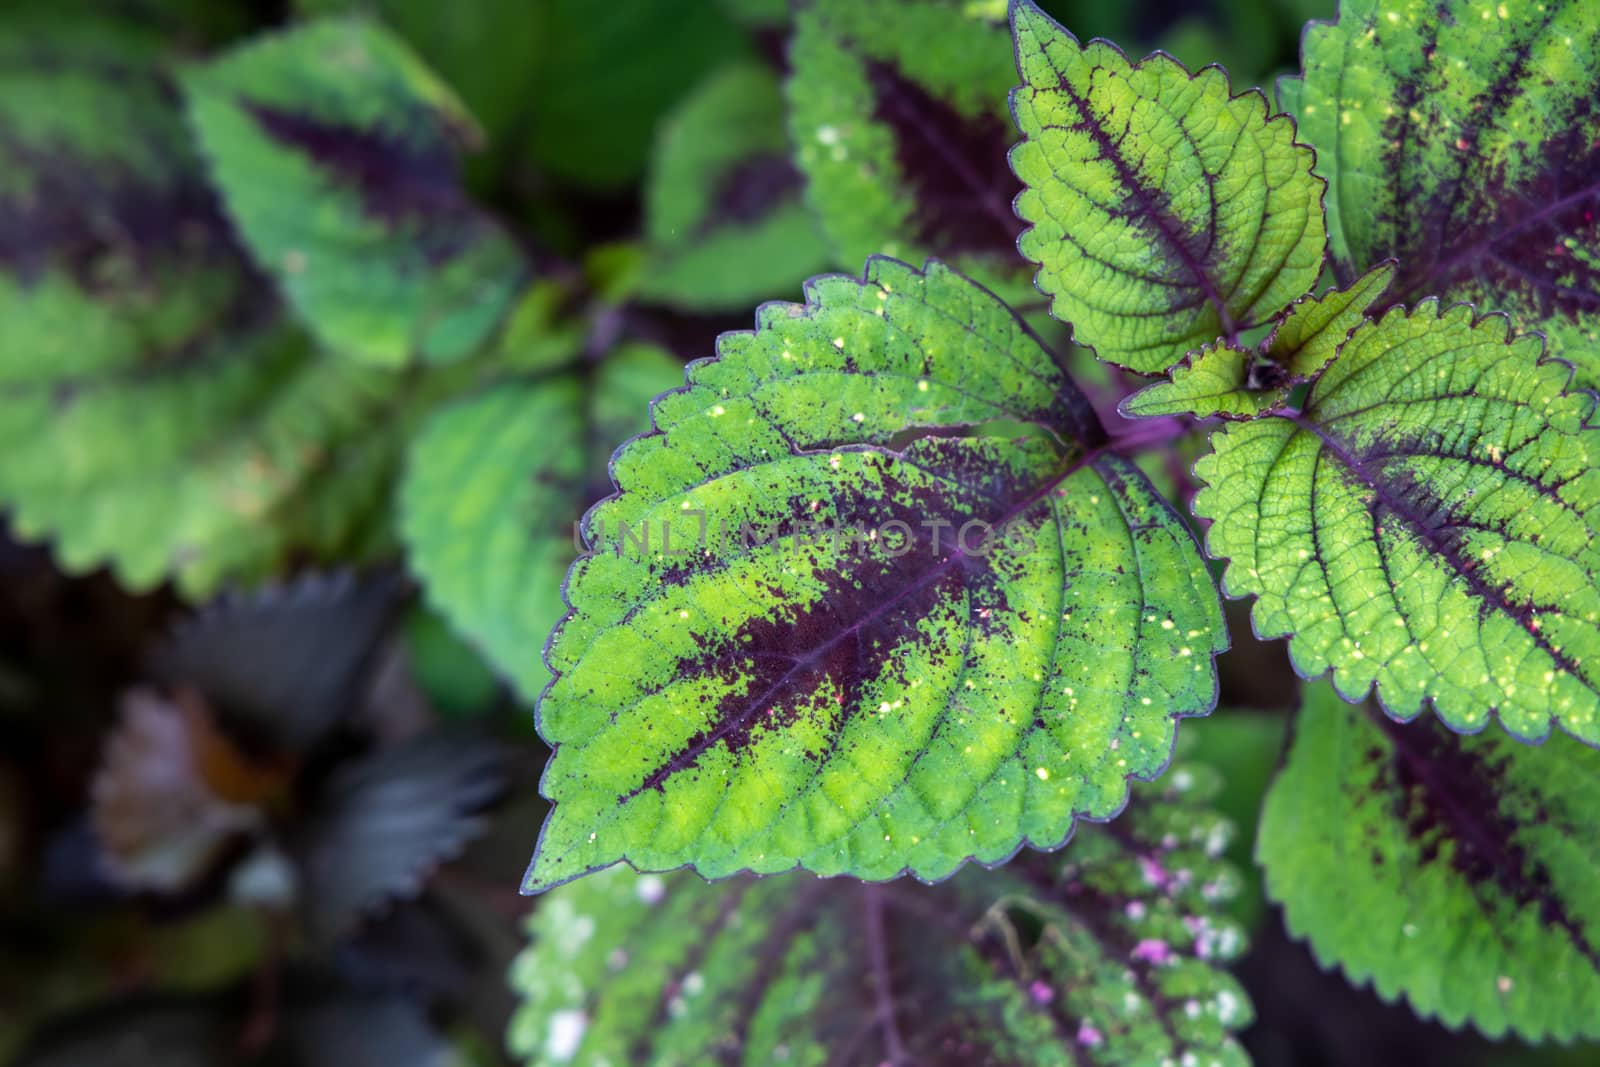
[509,766,1251,1067]
[292,0,546,184]
[1283,0,1600,389]
[787,0,1027,289]
[0,31,465,596]
[1194,301,1600,743]
[183,18,526,367]
[638,61,834,311]
[1259,680,1600,1041]
[1009,0,1327,373]
[400,346,685,705]
[1119,343,1284,421]
[521,0,748,191]
[525,258,1224,891]
[0,20,246,387]
[1120,261,1396,420]
[401,379,587,705]
[1262,259,1397,379]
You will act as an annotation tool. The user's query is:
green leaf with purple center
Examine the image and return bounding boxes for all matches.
[511,761,1251,1066]
[1282,0,1600,390]
[524,257,1225,891]
[1260,680,1600,1041]
[1195,301,1600,743]
[1009,0,1328,374]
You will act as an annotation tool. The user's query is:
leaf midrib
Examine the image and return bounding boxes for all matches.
[622,440,1112,800]
[1286,410,1596,700]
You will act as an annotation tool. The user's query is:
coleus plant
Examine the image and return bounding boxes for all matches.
[491,0,1600,1061]
[0,0,1594,1062]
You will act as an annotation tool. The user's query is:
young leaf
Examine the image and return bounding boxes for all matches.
[1120,344,1282,421]
[0,29,456,596]
[400,346,685,705]
[788,0,1027,288]
[183,18,526,367]
[1009,0,1327,373]
[1121,262,1396,420]
[509,766,1251,1067]
[1284,0,1600,388]
[1259,680,1600,1041]
[638,62,834,311]
[1195,301,1600,743]
[525,258,1225,891]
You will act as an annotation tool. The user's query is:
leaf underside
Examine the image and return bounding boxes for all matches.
[1259,680,1600,1042]
[526,257,1225,892]
[511,767,1252,1067]
[1009,0,1327,374]
[1285,0,1600,389]
[1195,301,1600,743]
[183,17,526,367]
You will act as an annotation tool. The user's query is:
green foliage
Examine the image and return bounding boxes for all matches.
[0,22,477,596]
[787,0,1026,289]
[521,0,749,192]
[1260,681,1600,1041]
[400,345,684,705]
[1010,0,1327,374]
[1195,302,1600,744]
[6,0,1600,1061]
[510,765,1252,1067]
[638,62,834,311]
[525,258,1224,891]
[1282,0,1600,389]
[183,18,526,366]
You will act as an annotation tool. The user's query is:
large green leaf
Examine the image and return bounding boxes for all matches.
[638,61,834,311]
[183,18,526,367]
[524,258,1225,891]
[1009,0,1327,373]
[400,346,685,705]
[0,25,460,596]
[510,765,1251,1066]
[787,0,1027,289]
[1195,301,1600,743]
[1283,0,1600,389]
[1259,680,1600,1041]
